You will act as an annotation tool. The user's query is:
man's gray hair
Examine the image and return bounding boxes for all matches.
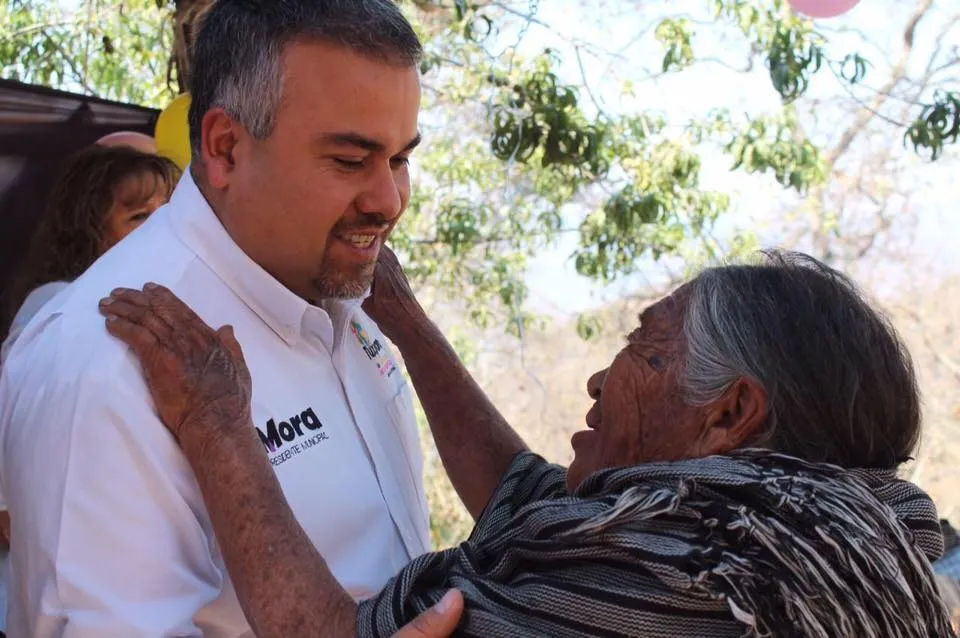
[681,250,920,469]
[187,0,422,157]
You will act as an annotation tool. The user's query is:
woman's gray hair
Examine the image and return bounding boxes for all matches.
[187,0,422,158]
[681,250,920,469]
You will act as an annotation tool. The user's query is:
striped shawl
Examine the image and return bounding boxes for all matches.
[357,450,953,637]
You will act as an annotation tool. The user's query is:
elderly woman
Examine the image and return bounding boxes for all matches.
[98,249,952,638]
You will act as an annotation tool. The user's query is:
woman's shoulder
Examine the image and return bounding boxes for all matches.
[1,280,71,364]
[9,280,71,336]
[18,281,70,317]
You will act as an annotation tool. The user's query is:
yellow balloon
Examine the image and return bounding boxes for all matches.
[154,93,192,170]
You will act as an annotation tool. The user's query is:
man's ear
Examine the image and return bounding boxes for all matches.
[693,377,768,456]
[197,107,241,190]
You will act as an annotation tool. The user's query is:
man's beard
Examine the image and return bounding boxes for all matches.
[311,257,376,299]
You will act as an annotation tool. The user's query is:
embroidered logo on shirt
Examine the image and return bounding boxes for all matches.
[350,319,397,378]
[256,406,330,466]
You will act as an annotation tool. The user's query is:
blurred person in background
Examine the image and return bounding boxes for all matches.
[1,129,165,353]
[95,130,158,154]
[937,519,960,578]
[0,143,180,361]
[936,519,960,632]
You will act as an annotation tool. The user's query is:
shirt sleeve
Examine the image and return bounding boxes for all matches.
[0,319,224,637]
[356,451,568,637]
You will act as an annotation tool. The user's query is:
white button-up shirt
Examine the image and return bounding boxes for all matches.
[0,173,431,637]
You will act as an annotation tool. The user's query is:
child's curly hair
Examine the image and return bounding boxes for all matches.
[3,144,181,338]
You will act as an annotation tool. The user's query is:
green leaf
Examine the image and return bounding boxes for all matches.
[576,314,603,341]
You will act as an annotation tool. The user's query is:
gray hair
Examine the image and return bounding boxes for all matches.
[187,0,422,157]
[681,250,920,469]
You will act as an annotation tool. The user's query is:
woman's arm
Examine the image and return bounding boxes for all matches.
[363,248,527,519]
[179,412,357,637]
[98,284,462,638]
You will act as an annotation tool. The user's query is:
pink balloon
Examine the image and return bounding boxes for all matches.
[788,0,861,18]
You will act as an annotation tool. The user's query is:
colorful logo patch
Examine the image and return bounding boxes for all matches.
[351,319,398,378]
[350,320,373,348]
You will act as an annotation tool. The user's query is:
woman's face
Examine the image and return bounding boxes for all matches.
[567,288,701,491]
[102,171,172,248]
[567,283,767,491]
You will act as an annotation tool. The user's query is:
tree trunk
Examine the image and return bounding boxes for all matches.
[170,0,216,94]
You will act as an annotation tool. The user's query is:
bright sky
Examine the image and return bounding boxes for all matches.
[484,0,959,314]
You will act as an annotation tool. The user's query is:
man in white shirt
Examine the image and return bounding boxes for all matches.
[0,2,443,635]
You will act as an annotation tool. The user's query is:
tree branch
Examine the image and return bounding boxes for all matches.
[42,32,96,95]
[823,0,935,169]
[409,225,581,247]
[1,20,83,42]
[806,0,935,262]
[574,45,605,114]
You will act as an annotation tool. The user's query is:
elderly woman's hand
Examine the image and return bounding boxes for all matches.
[98,284,251,450]
[362,245,425,343]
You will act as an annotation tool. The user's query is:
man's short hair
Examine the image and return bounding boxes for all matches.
[187,0,423,157]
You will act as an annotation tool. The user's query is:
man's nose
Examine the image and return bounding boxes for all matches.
[357,163,404,221]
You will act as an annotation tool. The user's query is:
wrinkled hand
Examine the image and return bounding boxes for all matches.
[98,284,251,447]
[363,245,423,341]
[392,590,464,637]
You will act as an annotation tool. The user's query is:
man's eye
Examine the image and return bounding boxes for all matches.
[391,156,411,168]
[335,158,365,169]
[648,355,663,370]
[130,212,150,222]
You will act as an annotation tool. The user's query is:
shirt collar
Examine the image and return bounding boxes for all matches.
[166,170,346,347]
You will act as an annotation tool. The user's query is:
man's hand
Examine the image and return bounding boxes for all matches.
[362,246,424,343]
[98,284,251,448]
[393,590,463,637]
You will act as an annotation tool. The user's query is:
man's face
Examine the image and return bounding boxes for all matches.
[212,41,421,300]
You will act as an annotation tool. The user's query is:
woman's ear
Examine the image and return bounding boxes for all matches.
[693,377,768,456]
